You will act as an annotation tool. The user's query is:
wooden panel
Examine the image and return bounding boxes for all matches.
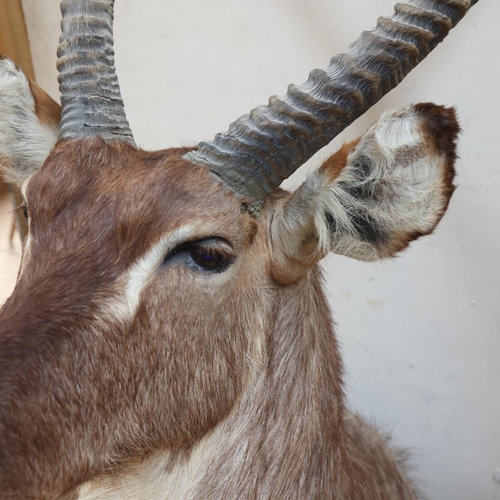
[0,0,34,80]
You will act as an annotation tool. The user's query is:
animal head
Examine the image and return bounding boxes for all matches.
[0,0,475,498]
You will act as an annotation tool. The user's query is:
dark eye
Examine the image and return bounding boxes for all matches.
[20,203,29,221]
[161,238,235,273]
[188,245,232,271]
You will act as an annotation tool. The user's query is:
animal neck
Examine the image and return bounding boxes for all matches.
[79,266,349,499]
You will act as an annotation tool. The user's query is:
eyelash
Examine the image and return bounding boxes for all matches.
[162,238,235,273]
[18,202,29,221]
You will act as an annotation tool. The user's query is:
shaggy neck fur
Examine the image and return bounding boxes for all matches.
[78,266,347,499]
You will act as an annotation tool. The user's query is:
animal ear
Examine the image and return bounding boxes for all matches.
[270,103,459,284]
[0,56,60,186]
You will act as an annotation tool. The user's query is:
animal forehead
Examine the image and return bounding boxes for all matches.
[25,140,249,256]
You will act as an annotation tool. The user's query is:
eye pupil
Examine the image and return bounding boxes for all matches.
[189,246,229,270]
[21,204,28,221]
[161,238,235,273]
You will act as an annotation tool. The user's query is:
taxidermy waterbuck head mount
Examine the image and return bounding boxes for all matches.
[0,0,477,499]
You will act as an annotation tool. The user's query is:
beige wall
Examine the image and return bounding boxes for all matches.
[2,1,499,498]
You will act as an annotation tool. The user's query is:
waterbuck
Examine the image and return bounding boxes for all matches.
[0,0,478,498]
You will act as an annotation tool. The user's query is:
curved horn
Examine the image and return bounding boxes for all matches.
[57,0,135,144]
[184,0,478,214]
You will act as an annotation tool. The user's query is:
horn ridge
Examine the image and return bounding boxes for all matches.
[184,0,476,214]
[57,0,135,144]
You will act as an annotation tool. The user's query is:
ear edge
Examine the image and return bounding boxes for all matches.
[28,80,61,130]
[270,103,460,284]
[0,56,60,186]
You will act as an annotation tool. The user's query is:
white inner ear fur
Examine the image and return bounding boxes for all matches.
[271,106,451,283]
[0,58,58,185]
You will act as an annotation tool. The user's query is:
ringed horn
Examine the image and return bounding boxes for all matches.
[57,0,134,144]
[184,0,479,214]
[56,0,478,214]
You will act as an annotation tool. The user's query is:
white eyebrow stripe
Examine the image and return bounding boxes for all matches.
[106,225,194,323]
[21,176,31,200]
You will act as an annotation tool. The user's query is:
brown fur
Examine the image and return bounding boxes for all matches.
[415,102,458,209]
[0,136,424,500]
[28,80,61,128]
[0,140,257,498]
[382,104,459,256]
[0,56,460,498]
[319,139,361,182]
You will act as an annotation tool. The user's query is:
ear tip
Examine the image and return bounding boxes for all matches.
[413,102,461,167]
[413,100,454,119]
[413,102,461,137]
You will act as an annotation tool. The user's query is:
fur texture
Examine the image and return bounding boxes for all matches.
[0,57,59,185]
[0,66,459,499]
[270,104,458,283]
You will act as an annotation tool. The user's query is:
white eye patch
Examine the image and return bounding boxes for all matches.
[103,226,194,323]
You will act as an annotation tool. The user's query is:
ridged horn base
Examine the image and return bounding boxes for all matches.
[184,0,477,212]
[57,0,135,144]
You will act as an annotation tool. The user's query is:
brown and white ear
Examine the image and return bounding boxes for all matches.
[0,56,60,186]
[270,103,459,284]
